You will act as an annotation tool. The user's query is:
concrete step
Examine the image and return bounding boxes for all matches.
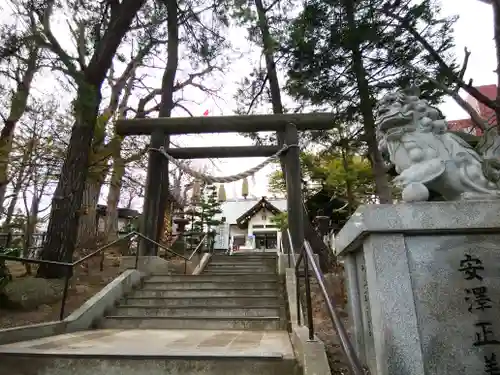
[122,296,284,307]
[132,288,279,298]
[147,274,278,282]
[141,281,279,290]
[209,259,276,265]
[208,262,275,268]
[204,268,275,273]
[208,258,277,264]
[202,269,275,275]
[99,316,284,330]
[0,354,299,375]
[202,271,277,275]
[204,265,275,271]
[205,263,276,269]
[224,253,278,257]
[113,306,282,317]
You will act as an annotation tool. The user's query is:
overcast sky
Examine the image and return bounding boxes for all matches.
[439,0,496,118]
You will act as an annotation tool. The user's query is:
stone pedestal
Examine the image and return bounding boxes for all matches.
[336,201,500,375]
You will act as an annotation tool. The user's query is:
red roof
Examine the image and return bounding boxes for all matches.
[448,119,481,135]
[447,84,498,136]
[471,84,496,123]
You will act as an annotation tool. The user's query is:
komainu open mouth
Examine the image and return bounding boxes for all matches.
[377,112,412,132]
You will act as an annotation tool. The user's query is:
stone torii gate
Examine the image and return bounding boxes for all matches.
[115,113,335,255]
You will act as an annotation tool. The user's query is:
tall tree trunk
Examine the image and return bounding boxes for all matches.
[37,0,146,278]
[344,0,392,203]
[0,47,39,211]
[23,168,51,265]
[254,0,334,270]
[2,138,35,230]
[105,152,125,242]
[76,179,102,247]
[2,187,20,230]
[156,0,179,241]
[37,84,102,276]
[162,202,173,242]
[23,193,41,275]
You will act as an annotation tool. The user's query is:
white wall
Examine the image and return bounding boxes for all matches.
[248,208,281,249]
[248,208,281,230]
[229,225,247,238]
[218,206,285,251]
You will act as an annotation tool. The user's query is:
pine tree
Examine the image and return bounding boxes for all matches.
[285,0,458,202]
[191,185,223,233]
[190,185,223,252]
[286,0,457,108]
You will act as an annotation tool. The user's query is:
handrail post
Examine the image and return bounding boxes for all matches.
[287,230,295,267]
[303,241,365,375]
[286,232,291,268]
[302,246,315,341]
[295,264,301,326]
[134,234,140,269]
[59,265,71,320]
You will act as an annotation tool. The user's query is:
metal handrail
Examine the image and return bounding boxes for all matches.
[135,232,188,260]
[286,229,296,268]
[295,239,365,375]
[74,231,136,267]
[186,233,208,261]
[0,231,188,321]
[294,239,313,338]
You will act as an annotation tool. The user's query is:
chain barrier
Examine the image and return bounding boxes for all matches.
[150,143,298,184]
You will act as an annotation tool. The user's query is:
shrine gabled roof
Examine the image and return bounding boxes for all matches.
[215,197,287,224]
[235,197,283,227]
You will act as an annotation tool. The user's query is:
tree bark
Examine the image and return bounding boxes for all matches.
[156,0,179,241]
[104,152,125,242]
[2,138,35,230]
[23,169,50,262]
[23,192,41,275]
[139,0,178,256]
[75,156,111,246]
[76,179,102,247]
[344,0,392,203]
[37,0,146,278]
[254,0,334,271]
[162,202,173,242]
[2,186,20,230]
[0,46,39,211]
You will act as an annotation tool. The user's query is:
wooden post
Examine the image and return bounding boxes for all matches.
[139,130,167,256]
[155,134,170,248]
[284,123,304,254]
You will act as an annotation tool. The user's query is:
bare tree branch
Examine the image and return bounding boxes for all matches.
[173,101,194,116]
[455,47,471,93]
[406,63,487,131]
[383,7,499,112]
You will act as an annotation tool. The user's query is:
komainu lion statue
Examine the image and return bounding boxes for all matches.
[376,87,500,202]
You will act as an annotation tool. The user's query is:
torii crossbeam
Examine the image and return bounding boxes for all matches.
[117,112,336,256]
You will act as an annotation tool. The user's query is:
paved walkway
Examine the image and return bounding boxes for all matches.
[0,329,294,358]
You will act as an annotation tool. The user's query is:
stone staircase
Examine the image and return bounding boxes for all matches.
[98,252,287,330]
[0,253,300,375]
